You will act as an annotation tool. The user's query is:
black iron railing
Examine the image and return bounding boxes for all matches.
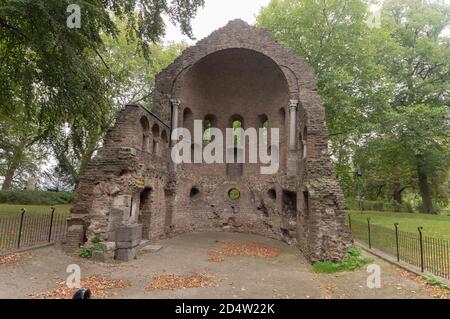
[348,215,450,280]
[0,208,67,254]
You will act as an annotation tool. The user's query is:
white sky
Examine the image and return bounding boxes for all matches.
[163,0,450,43]
[164,0,271,44]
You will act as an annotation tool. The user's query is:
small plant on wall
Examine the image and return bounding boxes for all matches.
[79,235,104,259]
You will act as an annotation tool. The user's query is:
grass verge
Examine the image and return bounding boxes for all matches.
[313,247,372,273]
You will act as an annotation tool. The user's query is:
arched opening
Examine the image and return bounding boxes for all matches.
[161,130,168,144]
[152,124,160,137]
[140,116,150,152]
[259,114,269,146]
[282,190,297,217]
[190,187,201,201]
[268,188,277,200]
[183,108,194,134]
[230,114,244,146]
[203,114,217,144]
[139,187,153,237]
[179,48,290,176]
[140,188,152,212]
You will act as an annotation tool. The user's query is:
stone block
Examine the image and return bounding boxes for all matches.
[115,247,138,261]
[141,244,163,252]
[115,224,143,242]
[116,239,141,249]
[92,250,106,263]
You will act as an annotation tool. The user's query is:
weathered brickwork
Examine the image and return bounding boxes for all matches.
[68,20,352,262]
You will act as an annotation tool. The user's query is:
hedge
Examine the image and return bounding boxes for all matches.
[344,198,413,213]
[0,190,74,205]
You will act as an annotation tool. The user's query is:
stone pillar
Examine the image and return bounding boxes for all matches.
[287,100,299,176]
[170,98,181,173]
[171,98,181,140]
[153,139,160,155]
[143,133,150,152]
[289,100,298,150]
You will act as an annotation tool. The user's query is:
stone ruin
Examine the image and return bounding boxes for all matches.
[66,20,352,262]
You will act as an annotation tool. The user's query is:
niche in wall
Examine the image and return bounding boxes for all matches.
[282,190,297,217]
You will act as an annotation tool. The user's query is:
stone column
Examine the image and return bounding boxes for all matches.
[170,98,181,173]
[153,139,160,156]
[171,98,181,142]
[289,100,298,150]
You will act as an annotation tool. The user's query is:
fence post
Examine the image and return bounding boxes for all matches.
[394,223,400,262]
[48,207,55,242]
[418,226,424,272]
[367,218,372,249]
[17,208,26,249]
[348,214,352,231]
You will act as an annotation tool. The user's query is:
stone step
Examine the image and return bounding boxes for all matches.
[137,240,163,253]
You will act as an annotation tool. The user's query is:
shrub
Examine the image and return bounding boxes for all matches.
[312,247,372,273]
[0,190,74,205]
[344,198,412,213]
[79,236,104,259]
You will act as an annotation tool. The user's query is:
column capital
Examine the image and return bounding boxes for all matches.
[289,99,299,109]
[171,98,181,108]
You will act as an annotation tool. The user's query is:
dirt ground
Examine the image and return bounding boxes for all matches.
[0,232,446,299]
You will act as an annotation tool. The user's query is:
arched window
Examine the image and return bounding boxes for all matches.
[183,108,194,134]
[258,114,269,145]
[230,114,244,146]
[152,124,160,137]
[203,114,217,144]
[161,130,168,144]
[140,116,150,152]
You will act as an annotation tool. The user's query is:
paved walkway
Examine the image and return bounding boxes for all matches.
[0,232,444,299]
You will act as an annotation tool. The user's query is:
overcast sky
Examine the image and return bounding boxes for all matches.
[164,0,450,44]
[164,0,271,44]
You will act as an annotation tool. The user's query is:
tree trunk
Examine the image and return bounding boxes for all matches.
[1,136,28,190]
[416,155,435,214]
[393,182,406,204]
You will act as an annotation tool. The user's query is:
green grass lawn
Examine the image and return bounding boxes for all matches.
[0,204,71,217]
[346,210,450,241]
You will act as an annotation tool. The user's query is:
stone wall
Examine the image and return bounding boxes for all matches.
[67,19,352,263]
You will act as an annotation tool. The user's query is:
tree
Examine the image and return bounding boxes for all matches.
[48,37,186,186]
[376,0,450,212]
[0,0,202,189]
[257,0,387,196]
[39,165,74,192]
[257,0,449,212]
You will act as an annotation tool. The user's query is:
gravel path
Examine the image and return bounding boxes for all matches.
[0,232,444,299]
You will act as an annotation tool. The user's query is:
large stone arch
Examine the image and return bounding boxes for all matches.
[67,19,352,263]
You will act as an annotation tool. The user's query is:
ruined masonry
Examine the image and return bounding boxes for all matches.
[67,20,352,262]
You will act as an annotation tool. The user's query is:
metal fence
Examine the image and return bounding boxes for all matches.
[0,208,67,254]
[348,215,450,280]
